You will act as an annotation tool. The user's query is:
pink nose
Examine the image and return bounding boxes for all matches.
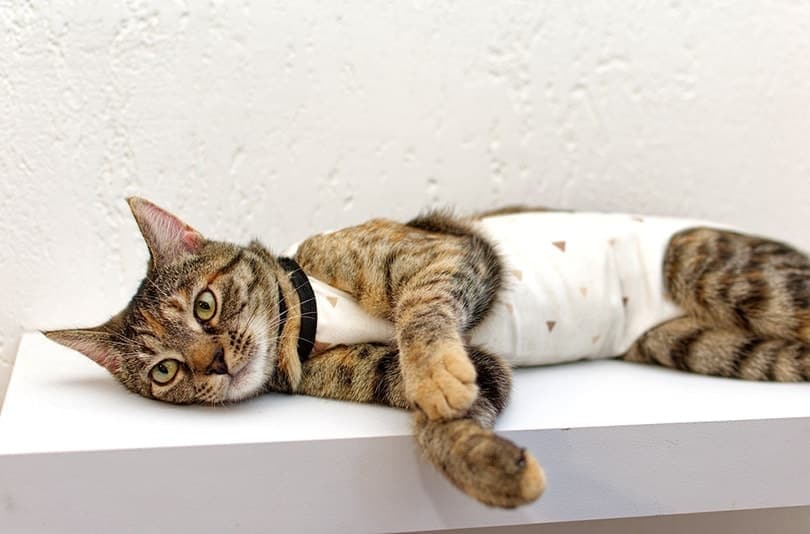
[206,347,228,375]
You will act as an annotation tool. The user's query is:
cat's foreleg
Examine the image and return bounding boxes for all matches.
[294,216,504,420]
[413,345,544,508]
[295,343,545,508]
[413,412,545,508]
[392,271,483,420]
[293,343,409,407]
[294,342,511,416]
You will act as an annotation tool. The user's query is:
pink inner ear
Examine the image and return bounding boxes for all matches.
[45,330,122,374]
[130,198,204,262]
[143,202,202,252]
[71,336,121,374]
[95,352,121,374]
[181,227,203,251]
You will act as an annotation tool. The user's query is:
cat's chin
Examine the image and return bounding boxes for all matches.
[225,351,267,402]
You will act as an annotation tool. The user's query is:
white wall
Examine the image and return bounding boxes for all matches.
[2,3,809,411]
[2,3,809,532]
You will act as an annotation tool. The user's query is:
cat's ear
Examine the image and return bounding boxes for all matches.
[127,197,204,269]
[44,326,123,374]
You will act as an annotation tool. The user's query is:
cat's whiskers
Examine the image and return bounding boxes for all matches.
[262,289,322,359]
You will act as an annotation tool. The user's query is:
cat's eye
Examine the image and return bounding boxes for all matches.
[194,289,217,322]
[150,359,180,385]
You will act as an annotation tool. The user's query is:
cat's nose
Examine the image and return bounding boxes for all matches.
[205,347,229,375]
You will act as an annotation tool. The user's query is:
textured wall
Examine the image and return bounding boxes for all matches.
[2,1,810,406]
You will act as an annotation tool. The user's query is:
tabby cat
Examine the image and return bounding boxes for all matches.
[46,198,810,508]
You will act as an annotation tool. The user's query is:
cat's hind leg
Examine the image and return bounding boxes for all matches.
[664,228,810,343]
[624,316,810,381]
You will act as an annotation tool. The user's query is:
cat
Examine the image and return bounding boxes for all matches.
[45,197,810,509]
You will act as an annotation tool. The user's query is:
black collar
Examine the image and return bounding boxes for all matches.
[275,257,317,362]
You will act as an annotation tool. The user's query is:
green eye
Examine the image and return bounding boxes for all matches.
[194,289,217,322]
[150,359,180,385]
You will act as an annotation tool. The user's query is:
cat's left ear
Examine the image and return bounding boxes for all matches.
[44,325,123,375]
[127,197,204,270]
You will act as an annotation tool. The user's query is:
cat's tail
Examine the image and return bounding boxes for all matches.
[412,345,545,508]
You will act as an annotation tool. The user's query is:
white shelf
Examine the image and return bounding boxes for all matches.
[1,332,809,533]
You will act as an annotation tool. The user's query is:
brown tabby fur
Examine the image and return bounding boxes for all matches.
[46,198,810,509]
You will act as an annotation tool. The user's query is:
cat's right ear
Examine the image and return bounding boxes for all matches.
[127,197,204,270]
[43,326,123,375]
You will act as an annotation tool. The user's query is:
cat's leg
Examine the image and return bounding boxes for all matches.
[295,343,510,419]
[624,316,810,381]
[413,411,545,508]
[294,215,504,420]
[624,227,810,380]
[411,347,543,507]
[664,227,810,343]
[392,274,481,420]
[394,215,506,420]
[293,343,408,407]
[295,343,545,508]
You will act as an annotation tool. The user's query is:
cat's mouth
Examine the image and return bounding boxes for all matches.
[225,349,266,401]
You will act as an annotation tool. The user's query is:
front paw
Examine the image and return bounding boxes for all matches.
[414,414,546,508]
[406,342,478,420]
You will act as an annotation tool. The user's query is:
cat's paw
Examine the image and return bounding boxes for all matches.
[415,414,546,508]
[471,441,545,508]
[406,342,478,420]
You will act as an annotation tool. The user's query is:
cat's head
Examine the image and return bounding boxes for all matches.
[45,198,301,404]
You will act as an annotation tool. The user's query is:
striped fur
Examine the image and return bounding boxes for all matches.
[45,199,810,509]
[625,317,810,381]
[625,228,810,379]
[293,342,543,507]
[294,214,504,421]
